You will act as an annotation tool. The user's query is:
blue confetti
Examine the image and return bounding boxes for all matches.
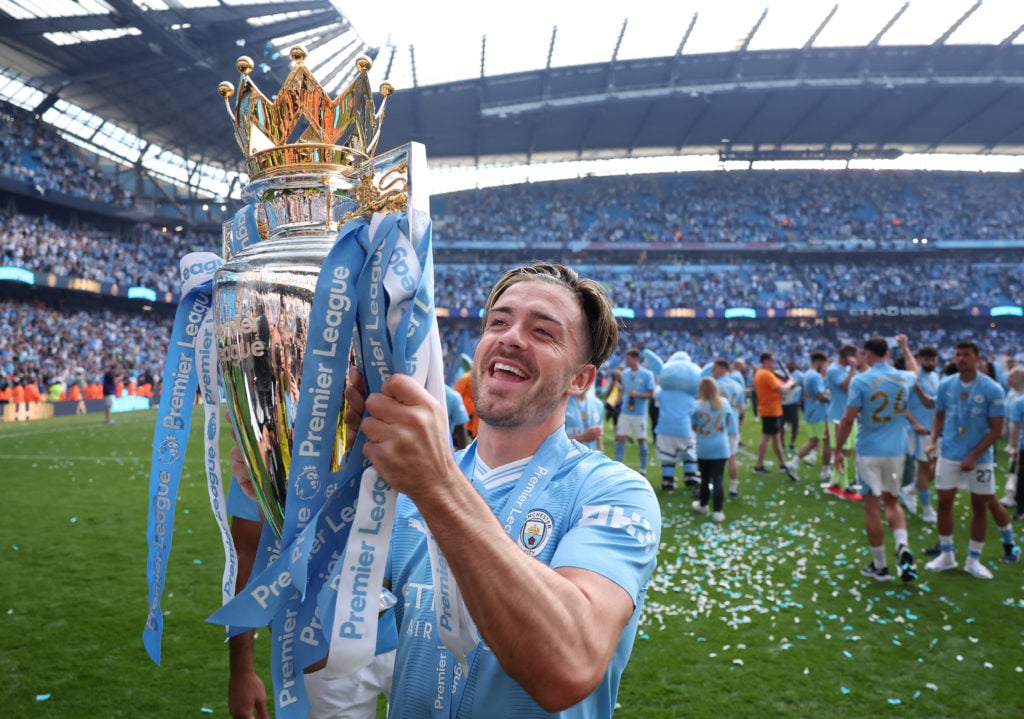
[11,545,18,551]
[193,559,203,565]
[843,650,853,659]
[913,690,921,700]
[888,698,902,705]
[35,694,51,702]
[840,686,851,695]
[200,708,214,714]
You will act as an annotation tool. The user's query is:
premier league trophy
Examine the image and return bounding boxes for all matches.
[215,47,427,537]
[144,45,449,718]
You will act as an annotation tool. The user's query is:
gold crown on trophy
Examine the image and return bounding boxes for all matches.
[218,46,394,179]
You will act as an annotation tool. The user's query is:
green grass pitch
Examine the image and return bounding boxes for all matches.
[1,406,1021,717]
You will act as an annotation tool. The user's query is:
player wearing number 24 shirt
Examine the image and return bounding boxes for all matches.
[834,335,919,583]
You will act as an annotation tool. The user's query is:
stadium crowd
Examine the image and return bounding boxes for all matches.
[0,298,167,402]
[1,103,134,208]
[4,112,1024,412]
[0,211,209,296]
[436,170,1024,246]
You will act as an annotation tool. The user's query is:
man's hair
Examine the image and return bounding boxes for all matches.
[759,351,774,363]
[482,262,618,368]
[838,344,858,358]
[1008,366,1024,387]
[917,345,938,358]
[713,358,731,371]
[955,339,980,355]
[810,351,827,363]
[863,336,889,359]
[625,347,641,358]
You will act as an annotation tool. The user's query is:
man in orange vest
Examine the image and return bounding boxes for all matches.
[453,370,478,438]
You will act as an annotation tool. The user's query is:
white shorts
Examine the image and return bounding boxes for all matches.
[305,649,395,719]
[656,433,695,464]
[616,413,648,440]
[935,458,997,495]
[728,434,739,457]
[906,432,933,463]
[856,455,906,497]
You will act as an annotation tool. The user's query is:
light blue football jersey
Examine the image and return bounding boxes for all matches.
[620,366,655,417]
[826,362,854,422]
[935,373,1005,463]
[846,363,916,457]
[386,433,660,719]
[906,368,939,431]
[802,368,828,424]
[691,400,737,460]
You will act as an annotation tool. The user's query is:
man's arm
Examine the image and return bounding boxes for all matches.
[927,408,945,459]
[897,335,918,378]
[838,366,856,392]
[568,425,604,444]
[905,409,928,435]
[913,382,936,409]
[228,516,269,719]
[779,377,796,393]
[359,374,638,712]
[962,415,1004,471]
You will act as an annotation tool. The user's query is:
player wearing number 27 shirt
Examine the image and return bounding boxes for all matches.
[925,340,1019,577]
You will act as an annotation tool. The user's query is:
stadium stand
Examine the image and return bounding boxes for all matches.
[4,112,1024,406]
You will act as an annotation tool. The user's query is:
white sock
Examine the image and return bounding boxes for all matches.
[893,528,909,548]
[870,545,887,569]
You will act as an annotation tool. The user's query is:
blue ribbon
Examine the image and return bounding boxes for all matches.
[208,211,443,717]
[143,255,222,664]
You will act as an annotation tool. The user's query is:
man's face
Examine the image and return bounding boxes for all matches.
[626,353,640,370]
[711,364,726,379]
[472,280,590,430]
[762,357,775,370]
[919,355,938,373]
[954,347,979,374]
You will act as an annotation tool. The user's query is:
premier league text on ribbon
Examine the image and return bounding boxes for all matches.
[160,290,211,431]
[336,471,392,641]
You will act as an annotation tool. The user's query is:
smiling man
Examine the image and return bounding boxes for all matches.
[351,262,661,718]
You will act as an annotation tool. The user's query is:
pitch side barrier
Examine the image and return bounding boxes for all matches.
[435,304,996,320]
[0,395,152,422]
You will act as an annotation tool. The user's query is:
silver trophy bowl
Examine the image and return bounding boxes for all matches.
[214,170,357,536]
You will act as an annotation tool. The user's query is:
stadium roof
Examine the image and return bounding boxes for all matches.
[2,1,1024,200]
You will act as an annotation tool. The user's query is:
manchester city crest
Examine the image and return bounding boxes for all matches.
[518,509,554,556]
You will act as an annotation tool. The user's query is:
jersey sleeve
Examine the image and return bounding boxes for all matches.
[990,382,1006,418]
[550,461,661,607]
[845,375,865,410]
[226,475,263,522]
